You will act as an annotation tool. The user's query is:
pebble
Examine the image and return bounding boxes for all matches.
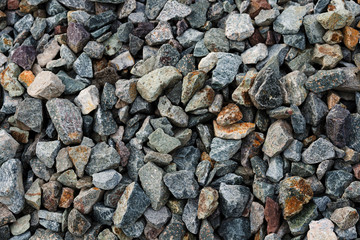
[92,169,122,190]
[302,138,335,164]
[330,206,359,230]
[163,170,199,199]
[307,219,337,240]
[273,6,307,34]
[0,63,24,97]
[28,71,65,100]
[242,43,268,65]
[225,13,254,41]
[156,0,191,22]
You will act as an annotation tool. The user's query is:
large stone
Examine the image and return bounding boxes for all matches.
[139,162,170,211]
[273,6,307,34]
[302,138,335,164]
[163,170,199,199]
[28,71,65,100]
[0,130,19,165]
[67,22,90,53]
[113,182,151,228]
[0,63,24,97]
[305,69,346,93]
[209,137,242,162]
[279,176,313,219]
[225,13,254,41]
[85,142,120,175]
[68,208,91,237]
[137,66,182,102]
[219,183,250,218]
[46,98,83,145]
[307,219,337,240]
[212,53,242,90]
[218,217,251,240]
[317,9,354,30]
[14,97,43,133]
[262,120,293,157]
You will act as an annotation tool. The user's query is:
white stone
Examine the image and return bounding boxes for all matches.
[110,51,135,71]
[27,71,65,100]
[307,219,337,240]
[225,13,254,41]
[37,39,61,67]
[74,85,100,115]
[242,43,268,65]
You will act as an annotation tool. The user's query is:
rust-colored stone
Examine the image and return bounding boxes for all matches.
[343,26,359,51]
[249,28,265,46]
[216,103,243,126]
[18,70,35,87]
[197,187,219,219]
[303,135,317,147]
[201,152,215,168]
[59,187,74,208]
[19,0,37,13]
[327,91,341,110]
[10,127,29,144]
[214,120,255,140]
[41,181,62,212]
[7,0,19,10]
[248,0,271,18]
[264,197,281,234]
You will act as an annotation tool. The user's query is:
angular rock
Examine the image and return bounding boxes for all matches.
[0,63,23,97]
[325,170,353,198]
[302,138,335,164]
[273,6,307,34]
[163,170,199,199]
[73,53,93,78]
[301,92,328,126]
[280,71,308,106]
[148,128,181,154]
[93,107,117,136]
[41,181,61,212]
[92,169,122,190]
[330,206,359,230]
[11,46,36,70]
[110,51,135,71]
[218,217,251,240]
[28,71,65,100]
[312,44,342,69]
[68,208,91,237]
[158,96,188,127]
[262,120,293,157]
[0,130,19,165]
[307,219,337,240]
[225,13,254,41]
[156,0,191,22]
[145,21,173,46]
[212,53,242,90]
[209,137,242,162]
[204,28,229,53]
[214,121,255,140]
[73,187,102,214]
[36,140,61,168]
[219,183,250,218]
[183,198,200,234]
[85,142,120,175]
[305,69,346,93]
[326,104,350,148]
[197,187,219,220]
[67,22,90,53]
[74,85,100,115]
[287,202,318,235]
[317,9,354,30]
[242,43,268,65]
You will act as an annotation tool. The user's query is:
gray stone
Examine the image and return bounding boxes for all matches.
[325,170,353,198]
[92,169,122,190]
[14,97,43,133]
[185,85,215,112]
[156,0,191,22]
[145,0,167,19]
[145,21,173,46]
[302,138,335,164]
[0,130,19,165]
[219,217,251,240]
[73,53,93,78]
[172,146,200,172]
[93,107,117,136]
[204,28,229,53]
[196,161,211,186]
[255,9,279,26]
[159,214,186,240]
[252,179,275,203]
[219,183,250,218]
[113,182,151,228]
[36,140,61,168]
[317,9,354,30]
[212,53,242,90]
[110,51,135,71]
[163,170,199,199]
[158,96,188,127]
[57,169,77,188]
[177,29,204,48]
[46,98,83,145]
[266,156,284,182]
[306,69,346,93]
[144,206,171,228]
[122,219,145,238]
[148,128,181,154]
[331,206,359,230]
[183,198,200,234]
[283,140,303,162]
[10,214,30,236]
[225,13,254,41]
[30,158,52,181]
[209,137,242,162]
[283,32,306,50]
[301,92,328,126]
[326,104,350,148]
[334,226,357,240]
[85,142,120,175]
[144,151,172,167]
[262,120,293,157]
[186,0,210,29]
[68,208,91,237]
[273,5,307,34]
[14,14,34,33]
[348,113,360,152]
[242,43,268,65]
[139,162,170,211]
[303,15,326,44]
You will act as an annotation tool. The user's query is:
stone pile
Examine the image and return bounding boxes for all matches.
[1,0,360,239]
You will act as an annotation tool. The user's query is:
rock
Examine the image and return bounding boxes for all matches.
[255,9,279,26]
[92,169,122,190]
[144,206,171,228]
[317,9,354,30]
[37,39,61,67]
[73,53,93,78]
[172,146,200,172]
[67,145,91,178]
[312,44,342,69]
[326,104,350,148]
[10,214,30,236]
[163,170,199,199]
[325,170,354,198]
[67,22,90,53]
[145,21,173,46]
[46,98,83,145]
[307,219,337,240]
[262,120,293,157]
[248,67,283,109]
[85,142,120,175]
[305,69,346,93]
[183,198,200,234]
[110,51,135,71]
[0,63,24,97]
[73,187,102,214]
[59,187,74,209]
[273,6,307,34]
[185,85,215,112]
[242,43,268,65]
[266,156,283,182]
[181,70,206,105]
[137,66,182,102]
[279,176,313,219]
[250,201,264,234]
[303,15,326,44]
[214,121,255,140]
[159,214,186,240]
[93,107,117,136]
[0,159,25,214]
[25,178,43,210]
[343,26,359,51]
[280,71,308,106]
[113,182,151,228]
[283,32,306,50]
[209,137,242,162]
[216,103,243,126]
[68,208,91,237]
[139,162,170,211]
[225,13,254,41]
[0,204,16,226]
[74,85,100,115]
[218,217,251,240]
[156,0,191,22]
[0,130,19,165]
[28,71,65,100]
[148,128,181,154]
[330,206,359,230]
[36,140,61,168]
[302,138,335,164]
[301,92,328,126]
[287,202,318,235]
[264,197,281,234]
[212,53,242,90]
[41,181,61,212]
[158,96,188,127]
[144,151,172,166]
[11,46,36,70]
[186,0,209,28]
[204,28,229,52]
[219,183,250,218]
[197,187,218,219]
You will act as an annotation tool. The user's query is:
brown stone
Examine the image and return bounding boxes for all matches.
[59,187,74,209]
[248,0,271,18]
[264,197,280,234]
[68,208,91,237]
[41,181,62,212]
[249,28,265,46]
[265,30,276,46]
[214,120,256,140]
[240,131,265,168]
[19,0,37,13]
[54,25,68,35]
[18,70,35,88]
[216,103,243,126]
[9,127,29,144]
[73,187,103,214]
[343,26,359,51]
[144,223,164,240]
[197,187,219,219]
[303,135,317,147]
[67,145,91,178]
[116,141,130,167]
[201,152,215,168]
[0,204,16,226]
[7,0,19,10]
[327,91,340,110]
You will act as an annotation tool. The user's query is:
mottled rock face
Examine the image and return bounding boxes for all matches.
[67,22,90,53]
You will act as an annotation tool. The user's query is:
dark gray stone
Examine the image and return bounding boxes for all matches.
[325,170,353,198]
[164,170,199,199]
[301,92,328,126]
[302,138,335,164]
[182,198,200,234]
[219,183,250,218]
[93,107,117,136]
[209,137,242,162]
[218,217,251,240]
[85,142,121,175]
[172,146,200,172]
[326,104,350,148]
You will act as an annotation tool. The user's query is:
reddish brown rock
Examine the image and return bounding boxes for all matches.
[54,25,67,35]
[265,31,276,46]
[343,26,359,51]
[216,103,243,126]
[59,187,74,209]
[7,0,19,10]
[249,28,265,46]
[132,22,155,39]
[240,132,265,168]
[264,197,281,234]
[116,141,130,167]
[41,181,62,212]
[248,0,271,18]
[353,163,360,179]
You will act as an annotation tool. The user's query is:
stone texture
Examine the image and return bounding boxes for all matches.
[262,120,293,157]
[163,170,199,199]
[330,206,359,230]
[28,71,65,100]
[225,13,254,41]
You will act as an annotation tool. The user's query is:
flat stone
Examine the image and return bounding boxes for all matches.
[317,9,354,30]
[139,162,170,210]
[46,98,83,145]
[279,176,313,219]
[148,128,181,154]
[204,28,229,52]
[0,159,24,214]
[85,142,120,175]
[158,96,188,127]
[137,66,182,102]
[11,46,36,70]
[0,63,24,97]
[92,169,122,190]
[212,53,242,90]
[330,206,359,230]
[163,170,199,199]
[307,219,337,240]
[225,13,254,41]
[36,140,61,168]
[145,21,173,46]
[325,170,353,198]
[183,198,200,234]
[273,6,307,34]
[219,183,250,218]
[113,182,151,228]
[302,138,335,164]
[242,43,268,65]
[218,217,251,240]
[28,71,65,100]
[156,0,191,22]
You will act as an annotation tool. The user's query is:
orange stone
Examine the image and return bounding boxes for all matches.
[201,152,215,168]
[59,187,74,208]
[343,26,359,51]
[213,120,255,140]
[303,135,317,147]
[18,70,35,87]
[216,103,243,126]
[327,91,340,110]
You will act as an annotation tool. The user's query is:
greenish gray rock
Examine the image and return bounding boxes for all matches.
[148,128,181,154]
[219,183,250,218]
[0,130,20,165]
[303,15,326,44]
[186,0,210,28]
[36,140,61,168]
[325,170,353,198]
[219,217,251,240]
[302,138,335,164]
[164,170,199,199]
[85,142,120,175]
[305,69,346,93]
[301,92,328,126]
[73,53,93,78]
[92,169,122,190]
[93,107,117,136]
[273,6,307,34]
[204,28,230,52]
[266,156,284,182]
[209,137,242,162]
[287,202,318,236]
[158,96,188,127]
[212,53,242,90]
